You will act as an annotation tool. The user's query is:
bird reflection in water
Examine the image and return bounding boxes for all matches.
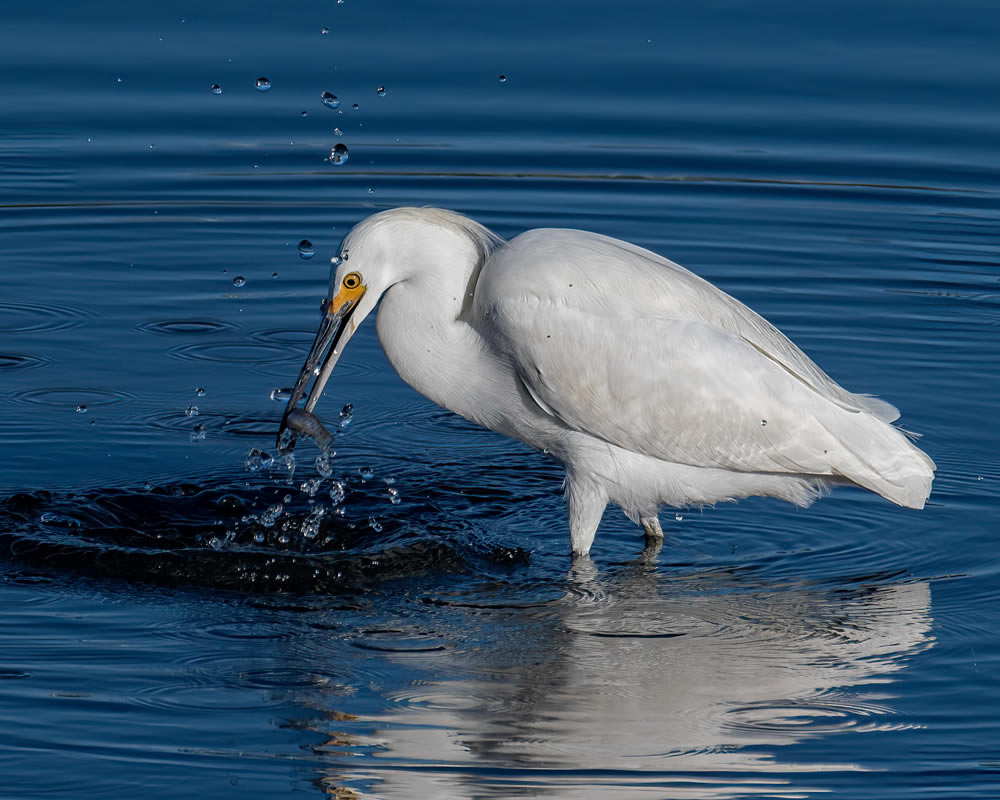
[305,564,933,799]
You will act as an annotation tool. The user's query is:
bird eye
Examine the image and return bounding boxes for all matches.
[342,272,362,290]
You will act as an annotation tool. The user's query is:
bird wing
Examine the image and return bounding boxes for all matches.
[485,299,847,476]
[477,228,899,424]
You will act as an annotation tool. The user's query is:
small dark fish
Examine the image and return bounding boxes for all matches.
[284,408,332,451]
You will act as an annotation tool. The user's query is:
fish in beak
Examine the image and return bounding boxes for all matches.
[276,275,366,451]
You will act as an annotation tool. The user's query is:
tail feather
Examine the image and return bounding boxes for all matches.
[823,413,935,509]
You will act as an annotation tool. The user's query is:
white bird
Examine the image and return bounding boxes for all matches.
[279,207,934,557]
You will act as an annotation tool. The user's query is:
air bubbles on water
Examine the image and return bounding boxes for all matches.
[298,239,314,259]
[184,405,199,417]
[376,86,386,97]
[368,517,382,532]
[329,143,349,165]
[255,77,271,92]
[75,404,88,413]
[320,91,340,109]
[189,423,206,442]
[321,26,329,34]
[358,466,374,480]
[244,448,274,472]
[498,74,507,83]
[210,83,222,94]
[253,531,265,544]
[387,487,400,504]
[195,387,206,397]
[352,103,359,111]
[232,275,246,287]
[333,127,342,136]
[675,513,684,522]
[338,402,353,428]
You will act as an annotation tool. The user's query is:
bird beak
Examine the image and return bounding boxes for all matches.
[277,282,366,448]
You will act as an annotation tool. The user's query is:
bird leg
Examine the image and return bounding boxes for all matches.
[640,515,664,540]
[565,473,606,557]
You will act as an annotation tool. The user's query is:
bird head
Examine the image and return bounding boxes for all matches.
[276,208,502,450]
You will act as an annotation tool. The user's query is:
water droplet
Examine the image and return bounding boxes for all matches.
[299,477,322,497]
[338,403,353,428]
[277,534,289,545]
[368,517,382,532]
[281,453,296,484]
[320,91,340,109]
[352,103,359,111]
[183,405,198,417]
[253,531,265,544]
[298,239,315,260]
[194,387,206,397]
[75,403,88,413]
[675,513,684,522]
[333,127,342,136]
[321,26,329,34]
[376,86,386,97]
[261,504,283,528]
[271,272,278,278]
[232,275,246,287]
[255,76,271,92]
[359,466,374,480]
[498,74,507,83]
[210,83,222,94]
[300,110,308,117]
[387,487,400,505]
[244,448,274,472]
[760,419,767,427]
[315,453,333,477]
[269,387,292,402]
[189,423,206,442]
[329,143,348,165]
[329,480,345,504]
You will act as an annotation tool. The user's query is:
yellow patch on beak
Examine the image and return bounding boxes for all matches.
[329,283,366,315]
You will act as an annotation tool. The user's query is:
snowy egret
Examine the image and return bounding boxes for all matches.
[279,208,934,556]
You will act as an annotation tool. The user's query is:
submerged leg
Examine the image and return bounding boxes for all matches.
[640,515,664,556]
[565,472,606,557]
[640,515,663,540]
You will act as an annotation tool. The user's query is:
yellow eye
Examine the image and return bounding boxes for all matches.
[342,272,362,290]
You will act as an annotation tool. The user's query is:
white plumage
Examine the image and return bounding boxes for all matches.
[280,207,934,556]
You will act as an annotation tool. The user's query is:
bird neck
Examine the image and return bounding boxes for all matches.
[375,269,515,431]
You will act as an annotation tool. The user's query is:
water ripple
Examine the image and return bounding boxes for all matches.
[168,341,294,365]
[0,353,51,371]
[135,319,241,336]
[7,387,135,408]
[0,302,91,333]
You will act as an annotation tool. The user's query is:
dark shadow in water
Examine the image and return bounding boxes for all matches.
[0,469,531,595]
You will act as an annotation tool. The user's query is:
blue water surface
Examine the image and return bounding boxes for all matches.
[2,1,999,798]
